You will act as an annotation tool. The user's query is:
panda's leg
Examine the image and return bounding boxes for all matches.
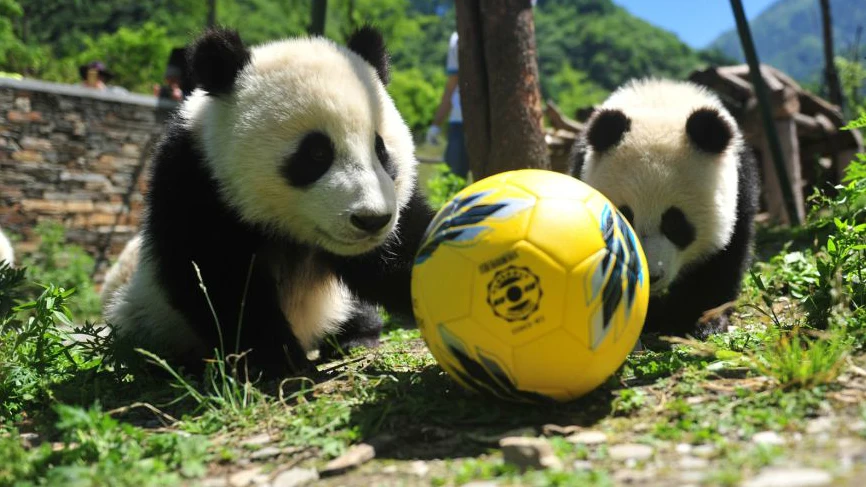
[318,300,384,361]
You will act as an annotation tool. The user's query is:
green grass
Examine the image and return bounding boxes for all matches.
[0,118,864,485]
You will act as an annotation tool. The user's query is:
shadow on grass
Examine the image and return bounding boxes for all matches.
[342,364,616,460]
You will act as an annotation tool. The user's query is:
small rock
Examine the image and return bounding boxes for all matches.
[542,424,581,436]
[499,436,563,471]
[320,443,376,476]
[806,417,834,434]
[463,482,499,487]
[565,430,608,445]
[200,478,229,487]
[250,446,282,461]
[675,443,692,455]
[608,443,654,462]
[410,460,429,477]
[691,444,718,458]
[470,427,536,444]
[613,469,655,483]
[272,467,319,487]
[678,456,708,469]
[752,431,784,446]
[742,467,833,487]
[572,460,593,470]
[241,433,273,447]
[382,465,398,474]
[679,470,706,484]
[228,467,264,487]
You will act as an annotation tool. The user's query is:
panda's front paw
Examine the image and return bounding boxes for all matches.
[694,308,732,340]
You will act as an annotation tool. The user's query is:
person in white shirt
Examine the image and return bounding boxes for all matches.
[426,31,469,179]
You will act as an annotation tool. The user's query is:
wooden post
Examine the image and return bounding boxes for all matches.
[759,118,805,225]
[455,0,549,180]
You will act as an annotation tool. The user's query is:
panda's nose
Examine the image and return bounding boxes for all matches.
[350,213,392,233]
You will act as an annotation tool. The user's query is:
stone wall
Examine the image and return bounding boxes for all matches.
[0,77,178,283]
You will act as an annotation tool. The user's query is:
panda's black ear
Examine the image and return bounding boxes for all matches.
[586,109,631,153]
[188,27,251,96]
[686,107,732,154]
[347,25,390,85]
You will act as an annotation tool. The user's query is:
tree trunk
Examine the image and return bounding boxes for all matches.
[455,0,549,180]
[820,0,844,110]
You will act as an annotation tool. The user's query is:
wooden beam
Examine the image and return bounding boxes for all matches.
[544,100,583,134]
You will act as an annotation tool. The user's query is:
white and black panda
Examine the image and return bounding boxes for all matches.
[0,225,13,267]
[105,26,435,376]
[569,78,760,339]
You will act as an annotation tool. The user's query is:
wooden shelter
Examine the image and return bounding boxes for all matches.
[543,64,864,225]
[689,63,863,224]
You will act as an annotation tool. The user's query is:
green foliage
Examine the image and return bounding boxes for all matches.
[388,67,445,137]
[535,0,719,95]
[544,62,608,119]
[0,404,209,486]
[20,221,101,320]
[0,262,110,419]
[73,22,173,93]
[425,163,467,211]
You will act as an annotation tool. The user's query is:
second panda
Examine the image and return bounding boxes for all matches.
[106,26,435,375]
[569,78,760,339]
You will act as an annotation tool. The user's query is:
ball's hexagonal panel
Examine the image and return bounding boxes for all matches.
[507,169,596,201]
[412,245,475,324]
[469,240,567,348]
[525,198,606,268]
[421,318,516,397]
[513,328,631,399]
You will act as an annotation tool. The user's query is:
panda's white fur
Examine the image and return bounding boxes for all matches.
[577,78,741,291]
[0,226,13,267]
[570,77,760,339]
[179,37,416,257]
[105,27,432,373]
[100,233,142,308]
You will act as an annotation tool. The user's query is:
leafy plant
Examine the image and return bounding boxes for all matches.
[426,163,467,211]
[19,221,101,320]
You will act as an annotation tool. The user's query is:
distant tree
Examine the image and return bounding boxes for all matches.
[455,0,549,179]
[75,22,173,94]
[543,62,608,119]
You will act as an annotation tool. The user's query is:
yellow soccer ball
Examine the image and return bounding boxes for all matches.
[411,169,650,403]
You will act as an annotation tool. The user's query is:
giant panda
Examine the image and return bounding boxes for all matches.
[569,78,760,339]
[0,225,13,267]
[105,26,435,376]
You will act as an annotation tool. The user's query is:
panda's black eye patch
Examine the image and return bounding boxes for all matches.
[660,207,695,249]
[281,131,335,187]
[587,109,631,153]
[375,133,396,180]
[686,107,732,154]
[618,205,634,225]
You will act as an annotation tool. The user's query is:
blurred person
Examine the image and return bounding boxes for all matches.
[426,31,469,180]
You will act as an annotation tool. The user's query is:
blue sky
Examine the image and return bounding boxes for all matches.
[611,0,779,49]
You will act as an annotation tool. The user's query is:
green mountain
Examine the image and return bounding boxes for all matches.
[709,0,866,84]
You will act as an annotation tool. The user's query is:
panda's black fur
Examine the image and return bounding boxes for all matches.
[569,78,761,340]
[106,26,435,376]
